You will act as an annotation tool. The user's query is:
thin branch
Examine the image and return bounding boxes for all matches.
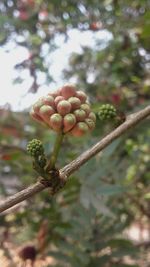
[0,182,45,213]
[60,105,150,177]
[0,105,150,213]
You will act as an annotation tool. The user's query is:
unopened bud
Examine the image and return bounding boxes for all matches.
[54,96,65,106]
[98,104,117,120]
[30,108,43,123]
[71,122,89,137]
[33,98,44,113]
[39,105,54,116]
[74,109,86,121]
[39,105,55,123]
[27,139,44,157]
[63,113,76,132]
[43,95,55,108]
[75,91,87,103]
[57,100,71,116]
[68,97,81,110]
[19,245,37,262]
[81,103,90,115]
[48,91,59,98]
[88,112,96,122]
[85,118,95,130]
[60,85,76,99]
[50,113,63,131]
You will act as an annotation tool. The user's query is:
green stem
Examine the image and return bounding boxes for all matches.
[33,159,46,178]
[47,132,64,170]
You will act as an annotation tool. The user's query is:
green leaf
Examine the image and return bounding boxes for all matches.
[96,185,127,195]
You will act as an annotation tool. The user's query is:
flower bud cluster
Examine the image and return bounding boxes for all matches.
[27,139,44,157]
[27,139,47,169]
[98,104,117,121]
[30,85,96,137]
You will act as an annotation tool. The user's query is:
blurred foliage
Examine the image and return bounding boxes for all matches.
[0,0,150,266]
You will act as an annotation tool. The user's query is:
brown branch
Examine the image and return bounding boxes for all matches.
[0,105,150,213]
[60,105,150,177]
[0,182,45,213]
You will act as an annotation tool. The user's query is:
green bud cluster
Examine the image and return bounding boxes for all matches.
[98,104,117,121]
[27,139,44,157]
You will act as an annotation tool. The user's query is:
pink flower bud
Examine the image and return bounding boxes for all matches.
[50,113,63,131]
[85,118,95,130]
[63,114,76,133]
[48,91,59,98]
[74,109,86,122]
[43,95,55,108]
[57,88,63,95]
[75,91,87,103]
[33,98,44,113]
[57,100,71,116]
[30,108,43,123]
[71,122,89,137]
[68,97,81,110]
[88,112,96,122]
[54,96,65,106]
[80,103,91,115]
[60,85,76,99]
[39,105,55,122]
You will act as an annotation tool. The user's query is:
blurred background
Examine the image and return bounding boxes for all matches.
[0,0,150,266]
